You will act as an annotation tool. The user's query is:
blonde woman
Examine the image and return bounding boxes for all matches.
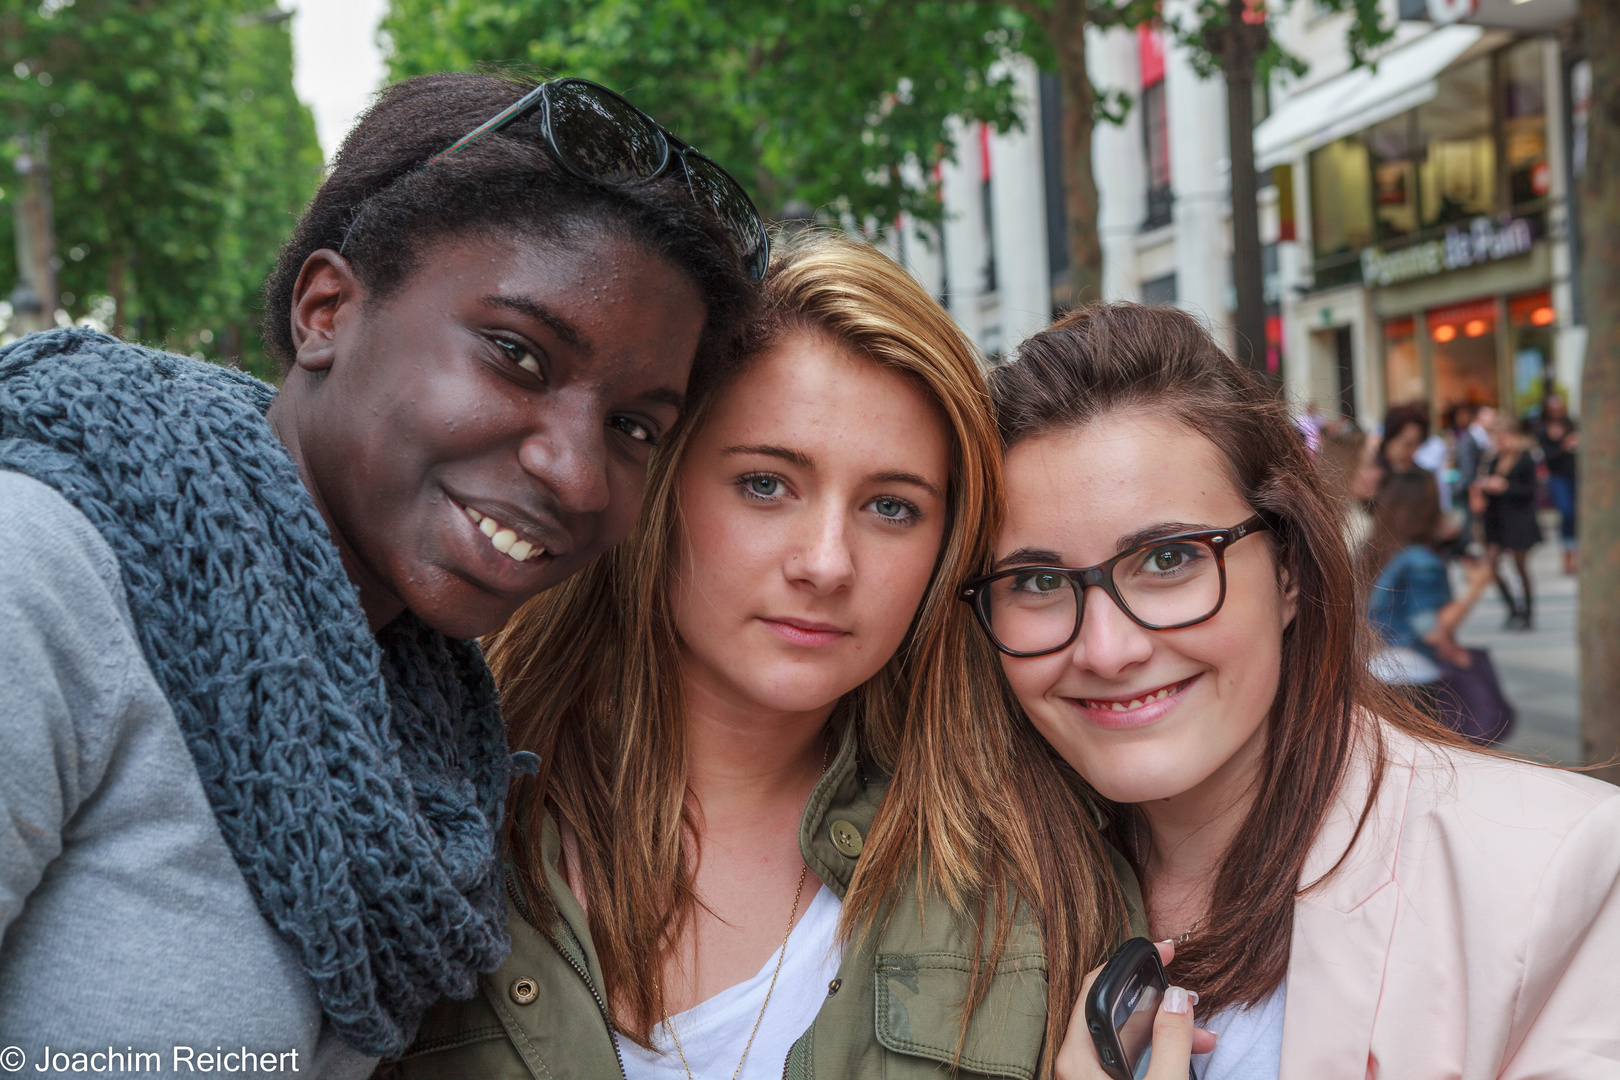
[383,233,1142,1079]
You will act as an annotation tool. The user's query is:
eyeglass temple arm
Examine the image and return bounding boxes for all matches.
[433,84,550,163]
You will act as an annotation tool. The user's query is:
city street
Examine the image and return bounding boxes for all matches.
[1458,514,1580,765]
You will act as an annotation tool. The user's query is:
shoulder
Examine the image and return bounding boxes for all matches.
[1380,727,1620,897]
[0,471,127,621]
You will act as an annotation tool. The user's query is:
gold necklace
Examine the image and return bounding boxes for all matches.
[664,861,809,1080]
[660,734,829,1080]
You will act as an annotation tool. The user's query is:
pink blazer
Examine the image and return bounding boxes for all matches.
[1281,725,1620,1079]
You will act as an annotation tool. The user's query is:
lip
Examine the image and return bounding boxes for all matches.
[444,492,566,589]
[1061,674,1200,731]
[759,616,850,647]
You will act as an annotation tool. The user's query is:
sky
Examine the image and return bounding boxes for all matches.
[289,0,390,163]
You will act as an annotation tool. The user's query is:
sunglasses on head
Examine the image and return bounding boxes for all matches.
[435,77,770,283]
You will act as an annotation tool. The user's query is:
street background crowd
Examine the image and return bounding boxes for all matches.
[0,0,1613,773]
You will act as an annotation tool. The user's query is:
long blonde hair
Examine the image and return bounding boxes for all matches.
[486,231,1124,1066]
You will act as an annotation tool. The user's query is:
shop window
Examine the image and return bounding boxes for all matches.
[1384,317,1422,407]
[1368,115,1419,241]
[1309,137,1374,259]
[1427,298,1499,413]
[1501,41,1550,207]
[1143,273,1177,304]
[1417,57,1495,229]
[1508,290,1556,413]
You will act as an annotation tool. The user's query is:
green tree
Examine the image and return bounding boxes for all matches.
[384,0,1028,230]
[0,0,322,377]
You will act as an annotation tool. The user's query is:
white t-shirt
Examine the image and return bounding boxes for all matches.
[1191,979,1286,1080]
[618,884,843,1080]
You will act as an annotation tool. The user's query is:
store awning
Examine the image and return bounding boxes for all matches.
[1254,25,1484,170]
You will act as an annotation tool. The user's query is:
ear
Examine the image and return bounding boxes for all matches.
[289,249,365,373]
[1278,561,1300,630]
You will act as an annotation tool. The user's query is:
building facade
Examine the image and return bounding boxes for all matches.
[891,0,1582,424]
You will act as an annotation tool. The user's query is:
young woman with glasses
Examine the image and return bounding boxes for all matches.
[0,72,758,1076]
[382,232,1142,1080]
[966,304,1620,1080]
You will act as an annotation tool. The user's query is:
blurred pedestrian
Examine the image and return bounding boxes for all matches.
[1474,415,1543,630]
[1535,393,1578,575]
[1377,402,1431,482]
[1443,403,1484,553]
[1315,421,1382,570]
[1365,471,1501,736]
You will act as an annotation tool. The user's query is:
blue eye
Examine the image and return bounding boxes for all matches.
[870,497,911,520]
[740,474,782,499]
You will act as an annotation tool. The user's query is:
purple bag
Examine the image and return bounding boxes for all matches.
[1436,648,1516,745]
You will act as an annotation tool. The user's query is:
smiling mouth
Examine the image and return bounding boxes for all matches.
[462,506,548,564]
[1078,676,1196,714]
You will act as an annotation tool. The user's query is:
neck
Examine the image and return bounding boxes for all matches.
[679,657,833,828]
[267,385,404,632]
[1136,721,1268,937]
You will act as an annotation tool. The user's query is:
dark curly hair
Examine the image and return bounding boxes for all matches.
[262,72,757,381]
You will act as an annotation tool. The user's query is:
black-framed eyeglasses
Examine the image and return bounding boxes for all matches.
[435,77,770,282]
[960,515,1272,658]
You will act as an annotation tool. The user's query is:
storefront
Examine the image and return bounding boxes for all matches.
[1261,27,1576,425]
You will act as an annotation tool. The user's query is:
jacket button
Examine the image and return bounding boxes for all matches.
[829,819,864,857]
[510,977,539,1005]
[827,978,843,997]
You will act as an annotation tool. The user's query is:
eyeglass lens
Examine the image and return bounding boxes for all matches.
[983,538,1224,654]
[545,81,668,185]
[680,153,768,277]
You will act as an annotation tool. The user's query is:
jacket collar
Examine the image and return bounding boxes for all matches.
[1280,724,1418,1078]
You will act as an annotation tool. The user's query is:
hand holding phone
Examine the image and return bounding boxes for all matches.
[1054,938,1212,1080]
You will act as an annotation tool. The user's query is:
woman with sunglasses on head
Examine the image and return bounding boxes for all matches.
[965,304,1620,1080]
[0,73,759,1076]
[384,232,1146,1080]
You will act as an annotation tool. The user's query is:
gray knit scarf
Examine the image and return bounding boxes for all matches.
[0,329,511,1058]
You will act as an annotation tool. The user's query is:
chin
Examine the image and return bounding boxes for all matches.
[1056,738,1205,806]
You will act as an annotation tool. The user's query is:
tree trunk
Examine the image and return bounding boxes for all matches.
[8,131,58,335]
[1050,0,1103,307]
[1578,0,1620,783]
[1211,4,1268,379]
[108,250,129,339]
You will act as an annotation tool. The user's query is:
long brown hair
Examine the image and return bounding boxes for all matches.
[988,303,1457,1016]
[485,231,1126,1064]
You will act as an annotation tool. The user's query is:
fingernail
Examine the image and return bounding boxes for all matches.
[1164,986,1192,1015]
[1187,990,1200,1006]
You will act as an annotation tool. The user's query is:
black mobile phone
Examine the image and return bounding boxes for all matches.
[1084,936,1189,1080]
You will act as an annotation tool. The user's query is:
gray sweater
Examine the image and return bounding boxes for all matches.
[0,471,375,1079]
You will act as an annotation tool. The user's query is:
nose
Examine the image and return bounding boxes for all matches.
[1065,585,1154,680]
[787,500,856,594]
[514,404,611,516]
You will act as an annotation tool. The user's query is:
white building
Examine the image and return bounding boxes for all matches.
[887,0,1582,423]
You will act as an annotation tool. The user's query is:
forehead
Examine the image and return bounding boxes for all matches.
[1000,412,1248,560]
[700,331,948,455]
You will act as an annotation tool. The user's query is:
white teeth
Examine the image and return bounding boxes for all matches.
[1088,683,1181,712]
[465,505,546,563]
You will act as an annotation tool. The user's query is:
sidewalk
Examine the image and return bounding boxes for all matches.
[1454,515,1580,765]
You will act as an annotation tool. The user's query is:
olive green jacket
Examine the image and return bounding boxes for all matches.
[379,728,1145,1080]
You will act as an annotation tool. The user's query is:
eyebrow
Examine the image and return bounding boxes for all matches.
[722,443,814,468]
[480,294,590,355]
[721,447,944,498]
[868,470,944,500]
[993,522,1211,572]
